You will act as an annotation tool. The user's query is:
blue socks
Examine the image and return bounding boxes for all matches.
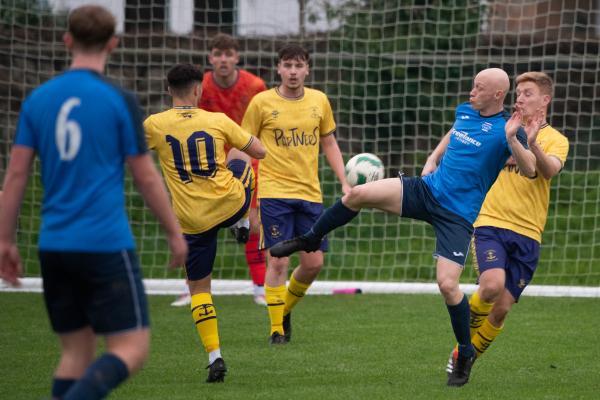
[63,354,129,400]
[446,294,475,358]
[52,378,76,399]
[304,199,359,240]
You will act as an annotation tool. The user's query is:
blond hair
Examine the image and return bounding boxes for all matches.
[515,72,553,97]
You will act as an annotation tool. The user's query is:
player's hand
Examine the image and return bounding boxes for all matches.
[525,108,544,145]
[505,110,523,141]
[167,233,188,269]
[0,242,22,287]
[504,156,516,166]
[421,158,438,176]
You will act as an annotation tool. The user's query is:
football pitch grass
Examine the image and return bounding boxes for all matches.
[1,292,599,399]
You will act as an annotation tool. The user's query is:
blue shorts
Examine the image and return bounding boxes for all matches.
[401,176,473,266]
[472,226,540,301]
[39,250,149,335]
[259,198,328,252]
[185,159,253,281]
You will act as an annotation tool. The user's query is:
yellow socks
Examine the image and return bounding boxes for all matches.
[451,291,498,358]
[469,290,494,338]
[265,285,286,335]
[191,293,220,353]
[284,275,311,316]
[472,318,503,357]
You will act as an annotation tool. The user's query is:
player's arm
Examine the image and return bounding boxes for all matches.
[236,101,266,159]
[421,129,452,176]
[0,145,34,286]
[321,133,351,195]
[126,154,188,268]
[529,141,563,180]
[242,136,266,159]
[505,111,536,178]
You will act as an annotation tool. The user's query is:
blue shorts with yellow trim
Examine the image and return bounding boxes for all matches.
[184,159,254,281]
[472,226,540,301]
[259,198,328,251]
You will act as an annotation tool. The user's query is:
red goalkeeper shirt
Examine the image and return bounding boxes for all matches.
[199,69,267,125]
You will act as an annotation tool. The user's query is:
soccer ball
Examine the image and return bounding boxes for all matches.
[345,153,385,187]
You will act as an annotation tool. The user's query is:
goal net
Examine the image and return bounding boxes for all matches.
[1,0,599,294]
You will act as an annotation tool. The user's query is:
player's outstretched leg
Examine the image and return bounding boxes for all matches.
[270,177,403,258]
[270,199,358,257]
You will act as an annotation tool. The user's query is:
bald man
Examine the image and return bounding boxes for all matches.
[445,71,567,377]
[269,68,538,387]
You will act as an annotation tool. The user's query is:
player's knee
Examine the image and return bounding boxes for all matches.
[267,255,289,271]
[299,261,322,277]
[436,276,459,299]
[478,283,503,303]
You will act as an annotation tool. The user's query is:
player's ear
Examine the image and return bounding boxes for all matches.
[63,32,73,49]
[542,94,551,107]
[105,36,119,53]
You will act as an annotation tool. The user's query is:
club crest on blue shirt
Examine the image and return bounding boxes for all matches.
[482,121,493,132]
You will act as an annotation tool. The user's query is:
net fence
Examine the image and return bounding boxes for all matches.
[1,0,599,288]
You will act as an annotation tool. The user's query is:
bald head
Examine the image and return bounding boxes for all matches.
[477,68,509,96]
[469,68,510,115]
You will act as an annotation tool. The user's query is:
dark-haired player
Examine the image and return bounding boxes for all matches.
[171,33,268,307]
[242,43,350,345]
[144,63,265,382]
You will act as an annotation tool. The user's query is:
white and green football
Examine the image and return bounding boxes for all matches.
[345,153,385,187]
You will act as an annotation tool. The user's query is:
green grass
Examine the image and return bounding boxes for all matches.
[1,292,599,399]
[15,168,600,286]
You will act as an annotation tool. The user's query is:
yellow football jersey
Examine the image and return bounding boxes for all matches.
[242,87,336,203]
[474,124,569,243]
[144,107,254,234]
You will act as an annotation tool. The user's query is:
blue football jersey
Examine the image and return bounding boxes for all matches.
[422,102,528,224]
[14,69,147,251]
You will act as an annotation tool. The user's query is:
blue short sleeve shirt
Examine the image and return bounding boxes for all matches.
[14,69,147,251]
[422,102,528,224]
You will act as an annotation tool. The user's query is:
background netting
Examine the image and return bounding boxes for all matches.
[1,0,598,287]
